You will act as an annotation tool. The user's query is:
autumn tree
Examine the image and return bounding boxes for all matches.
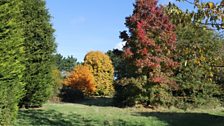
[64,65,96,95]
[115,0,178,106]
[84,51,114,96]
[166,0,224,30]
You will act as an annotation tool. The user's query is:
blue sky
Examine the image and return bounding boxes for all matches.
[45,0,220,61]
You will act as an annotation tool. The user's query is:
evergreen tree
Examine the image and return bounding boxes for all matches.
[54,53,78,72]
[106,49,135,80]
[19,0,56,107]
[0,0,25,124]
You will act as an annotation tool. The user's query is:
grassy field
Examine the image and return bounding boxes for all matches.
[16,98,224,126]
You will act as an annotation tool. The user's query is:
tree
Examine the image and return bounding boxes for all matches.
[50,66,63,102]
[54,53,78,72]
[0,0,25,124]
[106,49,131,79]
[19,0,56,108]
[84,51,114,96]
[174,24,223,107]
[64,65,96,95]
[117,0,178,106]
[166,0,224,30]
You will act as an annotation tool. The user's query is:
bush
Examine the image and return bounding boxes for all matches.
[113,77,147,107]
[64,65,96,96]
[59,86,84,103]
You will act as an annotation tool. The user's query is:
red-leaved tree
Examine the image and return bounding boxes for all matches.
[115,0,179,106]
[120,0,178,86]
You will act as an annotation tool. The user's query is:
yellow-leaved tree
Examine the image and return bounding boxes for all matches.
[84,51,114,96]
[64,65,96,95]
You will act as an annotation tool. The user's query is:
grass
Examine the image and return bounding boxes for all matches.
[16,98,224,126]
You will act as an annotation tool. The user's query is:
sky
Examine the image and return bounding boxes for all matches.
[45,0,220,62]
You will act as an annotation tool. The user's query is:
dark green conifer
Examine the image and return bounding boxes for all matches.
[19,0,56,107]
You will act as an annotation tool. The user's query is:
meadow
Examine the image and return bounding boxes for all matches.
[16,98,224,126]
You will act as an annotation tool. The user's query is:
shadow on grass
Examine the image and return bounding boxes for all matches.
[77,97,113,107]
[134,112,224,126]
[17,109,137,126]
[59,86,113,107]
[17,109,99,126]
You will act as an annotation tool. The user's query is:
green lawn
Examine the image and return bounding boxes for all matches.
[16,98,224,126]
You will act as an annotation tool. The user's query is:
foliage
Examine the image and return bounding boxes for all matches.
[113,77,147,107]
[0,0,25,125]
[19,0,56,108]
[117,0,178,106]
[50,66,63,102]
[59,86,84,102]
[120,0,178,84]
[174,24,223,108]
[107,49,134,79]
[54,53,78,72]
[84,51,114,96]
[167,0,224,30]
[64,65,96,95]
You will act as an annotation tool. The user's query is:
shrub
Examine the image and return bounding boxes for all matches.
[113,77,147,107]
[64,65,96,96]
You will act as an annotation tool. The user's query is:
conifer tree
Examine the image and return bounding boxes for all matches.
[0,0,25,124]
[19,0,56,107]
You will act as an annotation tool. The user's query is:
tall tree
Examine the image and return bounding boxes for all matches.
[19,0,56,108]
[0,0,25,124]
[118,0,178,106]
[121,0,178,84]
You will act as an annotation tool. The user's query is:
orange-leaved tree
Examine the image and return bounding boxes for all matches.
[64,65,96,95]
[84,51,114,96]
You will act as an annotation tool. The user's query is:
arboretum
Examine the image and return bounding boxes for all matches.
[0,0,224,125]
